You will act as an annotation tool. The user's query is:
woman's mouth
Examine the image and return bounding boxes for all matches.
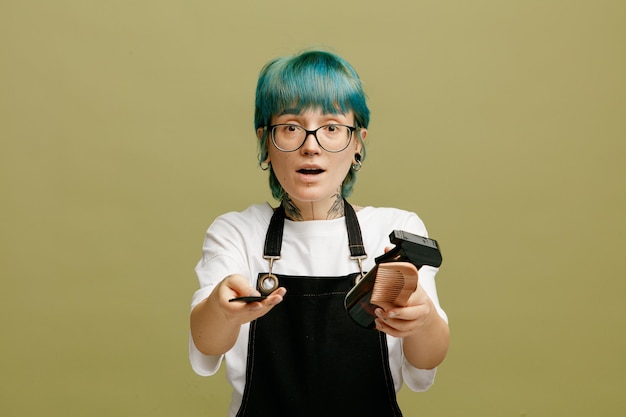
[297,168,325,175]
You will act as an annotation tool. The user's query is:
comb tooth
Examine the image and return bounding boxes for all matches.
[371,268,404,304]
[370,263,419,311]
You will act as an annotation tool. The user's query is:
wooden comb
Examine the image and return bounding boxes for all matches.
[370,262,419,311]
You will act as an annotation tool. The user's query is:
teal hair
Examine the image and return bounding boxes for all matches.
[254,50,370,201]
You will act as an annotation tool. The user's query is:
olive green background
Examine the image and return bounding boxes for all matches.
[2,1,624,416]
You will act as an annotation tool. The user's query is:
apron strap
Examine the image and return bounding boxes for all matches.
[263,199,367,258]
[263,204,285,258]
[343,201,367,258]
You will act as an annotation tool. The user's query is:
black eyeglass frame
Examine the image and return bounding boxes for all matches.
[266,124,357,153]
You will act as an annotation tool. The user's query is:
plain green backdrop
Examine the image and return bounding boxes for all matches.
[2,1,624,416]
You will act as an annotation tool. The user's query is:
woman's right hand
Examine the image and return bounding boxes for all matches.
[213,274,287,325]
[190,274,286,356]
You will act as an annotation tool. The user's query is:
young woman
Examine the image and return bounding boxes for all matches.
[189,50,449,417]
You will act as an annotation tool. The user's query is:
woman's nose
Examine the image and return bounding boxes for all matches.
[300,132,321,154]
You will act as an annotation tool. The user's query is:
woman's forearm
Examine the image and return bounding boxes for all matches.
[402,311,449,370]
[190,292,241,356]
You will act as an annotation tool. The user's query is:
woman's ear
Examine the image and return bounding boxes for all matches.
[258,127,270,165]
[355,128,367,153]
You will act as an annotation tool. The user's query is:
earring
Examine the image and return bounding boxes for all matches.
[353,153,362,172]
[260,160,271,171]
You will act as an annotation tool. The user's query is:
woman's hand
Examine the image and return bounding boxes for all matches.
[373,284,436,338]
[215,274,287,325]
[373,247,449,369]
[190,274,286,356]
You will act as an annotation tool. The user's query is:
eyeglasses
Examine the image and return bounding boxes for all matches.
[267,124,356,153]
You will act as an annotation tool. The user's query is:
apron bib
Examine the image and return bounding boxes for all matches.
[236,201,403,417]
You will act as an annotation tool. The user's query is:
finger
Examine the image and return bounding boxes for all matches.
[376,307,409,321]
[242,288,287,317]
[262,287,287,306]
[375,308,420,334]
[375,317,414,337]
[223,274,261,299]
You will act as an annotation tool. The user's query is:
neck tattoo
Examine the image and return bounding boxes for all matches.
[281,193,345,221]
[326,193,344,220]
[282,197,303,221]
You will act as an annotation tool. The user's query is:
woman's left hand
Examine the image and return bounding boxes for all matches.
[374,281,450,369]
[374,284,437,338]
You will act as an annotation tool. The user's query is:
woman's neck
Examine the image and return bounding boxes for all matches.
[282,194,344,221]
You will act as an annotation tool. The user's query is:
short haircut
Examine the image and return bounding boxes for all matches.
[254,50,370,201]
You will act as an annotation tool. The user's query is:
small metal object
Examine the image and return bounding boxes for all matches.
[228,256,280,303]
[257,273,279,295]
[257,256,280,295]
[350,254,367,283]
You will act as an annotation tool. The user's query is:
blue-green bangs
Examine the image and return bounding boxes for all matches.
[254,51,370,130]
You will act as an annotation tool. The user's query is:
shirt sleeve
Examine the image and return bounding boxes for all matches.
[402,360,438,391]
[189,335,223,376]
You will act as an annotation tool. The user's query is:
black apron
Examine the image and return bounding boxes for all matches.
[236,201,403,417]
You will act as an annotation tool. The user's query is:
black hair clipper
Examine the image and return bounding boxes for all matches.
[344,230,443,328]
